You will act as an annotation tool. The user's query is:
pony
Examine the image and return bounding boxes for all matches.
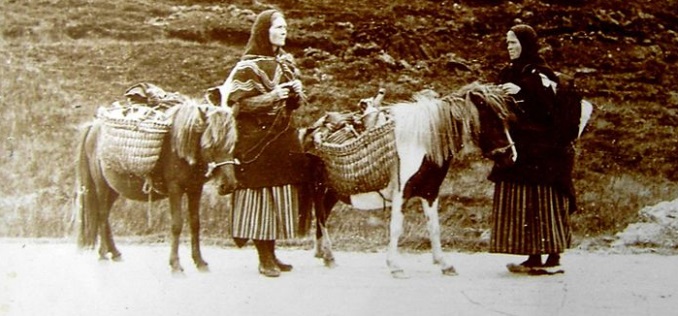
[75,99,238,273]
[304,82,517,278]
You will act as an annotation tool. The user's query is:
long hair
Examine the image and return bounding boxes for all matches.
[456,81,512,122]
[390,82,511,166]
[390,92,478,167]
[75,123,99,248]
[167,101,238,166]
[200,105,237,157]
[167,101,206,165]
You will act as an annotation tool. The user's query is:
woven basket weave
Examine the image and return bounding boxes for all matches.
[98,109,171,177]
[315,120,396,195]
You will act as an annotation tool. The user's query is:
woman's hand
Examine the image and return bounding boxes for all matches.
[501,83,521,95]
[287,79,303,96]
[272,80,303,101]
[271,85,291,101]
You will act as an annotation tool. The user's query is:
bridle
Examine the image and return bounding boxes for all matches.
[486,141,515,158]
[485,128,517,161]
[205,158,240,178]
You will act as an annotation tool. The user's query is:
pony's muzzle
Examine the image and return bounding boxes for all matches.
[218,182,237,196]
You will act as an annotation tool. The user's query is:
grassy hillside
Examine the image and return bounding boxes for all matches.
[1,0,677,251]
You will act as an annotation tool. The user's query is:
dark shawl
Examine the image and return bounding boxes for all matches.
[489,24,577,213]
[223,10,308,188]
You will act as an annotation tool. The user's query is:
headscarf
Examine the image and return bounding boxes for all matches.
[510,24,539,64]
[502,24,557,82]
[243,9,282,57]
[218,9,298,106]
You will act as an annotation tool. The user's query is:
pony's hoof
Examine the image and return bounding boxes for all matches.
[259,265,281,278]
[196,263,210,273]
[442,266,458,276]
[323,258,337,268]
[170,264,185,274]
[111,254,123,262]
[390,270,409,279]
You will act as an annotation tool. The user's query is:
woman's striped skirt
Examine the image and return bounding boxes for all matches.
[490,181,571,255]
[230,184,299,241]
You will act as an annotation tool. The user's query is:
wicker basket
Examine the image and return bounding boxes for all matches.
[315,120,396,195]
[98,108,171,177]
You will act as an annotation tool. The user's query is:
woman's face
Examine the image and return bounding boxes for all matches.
[268,14,287,48]
[506,31,522,60]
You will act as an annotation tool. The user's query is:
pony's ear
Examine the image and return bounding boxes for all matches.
[467,91,484,108]
[205,87,222,107]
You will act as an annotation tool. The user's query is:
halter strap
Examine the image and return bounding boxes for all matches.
[205,158,241,178]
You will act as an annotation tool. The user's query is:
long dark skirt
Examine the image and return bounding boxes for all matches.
[230,184,299,241]
[490,181,571,255]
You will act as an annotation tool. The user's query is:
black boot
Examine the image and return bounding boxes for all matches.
[531,253,564,275]
[271,240,293,272]
[254,240,280,277]
[523,254,543,267]
[544,253,561,267]
[507,254,542,273]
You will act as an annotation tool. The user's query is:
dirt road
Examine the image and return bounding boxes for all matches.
[1,239,676,316]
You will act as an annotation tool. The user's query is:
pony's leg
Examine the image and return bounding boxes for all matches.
[187,190,208,271]
[314,221,324,258]
[421,198,457,276]
[314,189,336,267]
[386,192,407,278]
[168,189,185,273]
[321,191,338,267]
[318,223,335,267]
[98,191,121,261]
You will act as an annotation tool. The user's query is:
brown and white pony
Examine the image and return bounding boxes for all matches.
[305,82,517,278]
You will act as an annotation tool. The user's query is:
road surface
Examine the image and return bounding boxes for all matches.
[1,239,676,316]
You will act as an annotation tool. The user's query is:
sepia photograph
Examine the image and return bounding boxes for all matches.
[1,0,677,315]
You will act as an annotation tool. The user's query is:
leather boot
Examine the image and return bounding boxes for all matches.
[234,237,248,248]
[506,254,542,273]
[544,253,561,267]
[271,240,293,272]
[254,240,280,277]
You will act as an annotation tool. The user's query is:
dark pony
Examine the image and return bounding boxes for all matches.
[305,82,516,278]
[75,99,238,273]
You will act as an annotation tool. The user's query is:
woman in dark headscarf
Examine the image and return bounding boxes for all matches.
[488,24,575,274]
[220,9,308,277]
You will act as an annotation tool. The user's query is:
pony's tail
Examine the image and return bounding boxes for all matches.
[75,124,99,249]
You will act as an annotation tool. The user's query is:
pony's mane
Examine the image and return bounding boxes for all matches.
[390,92,479,166]
[167,99,237,166]
[455,81,512,122]
[167,99,205,165]
[389,82,510,166]
[201,105,237,156]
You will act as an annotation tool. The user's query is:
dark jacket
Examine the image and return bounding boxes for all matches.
[489,62,577,212]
